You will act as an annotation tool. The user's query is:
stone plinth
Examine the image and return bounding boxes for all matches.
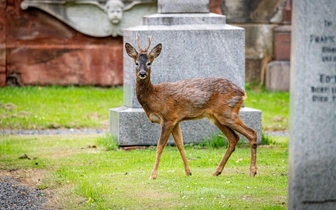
[143,13,226,25]
[266,61,290,91]
[110,107,262,146]
[288,0,336,209]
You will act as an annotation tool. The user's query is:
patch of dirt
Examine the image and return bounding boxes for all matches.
[0,168,49,189]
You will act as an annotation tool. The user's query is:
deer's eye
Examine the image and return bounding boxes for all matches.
[135,62,139,66]
[147,62,151,66]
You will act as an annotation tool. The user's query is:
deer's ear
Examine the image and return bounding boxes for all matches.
[125,43,138,60]
[149,44,162,59]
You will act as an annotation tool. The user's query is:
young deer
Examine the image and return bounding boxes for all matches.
[125,34,257,180]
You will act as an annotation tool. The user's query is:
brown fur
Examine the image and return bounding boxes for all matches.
[125,37,257,179]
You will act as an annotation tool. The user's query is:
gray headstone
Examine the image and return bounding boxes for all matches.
[123,24,245,108]
[158,0,209,14]
[266,61,290,91]
[288,0,336,209]
[110,0,262,146]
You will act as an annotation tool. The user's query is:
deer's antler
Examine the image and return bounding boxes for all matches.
[136,33,152,54]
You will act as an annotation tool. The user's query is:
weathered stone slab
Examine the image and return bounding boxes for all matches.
[237,24,276,60]
[6,43,123,86]
[158,0,209,14]
[110,107,262,146]
[3,0,125,86]
[266,61,290,91]
[274,25,291,60]
[245,58,262,84]
[288,0,336,209]
[222,0,287,24]
[123,24,245,108]
[0,0,6,87]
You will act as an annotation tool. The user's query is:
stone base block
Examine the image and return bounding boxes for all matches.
[266,60,290,91]
[109,107,262,146]
[143,13,226,26]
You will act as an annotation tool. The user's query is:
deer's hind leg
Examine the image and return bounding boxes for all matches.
[212,119,240,176]
[172,123,191,176]
[216,114,258,177]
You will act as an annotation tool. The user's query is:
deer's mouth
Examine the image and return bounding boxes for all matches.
[138,71,147,79]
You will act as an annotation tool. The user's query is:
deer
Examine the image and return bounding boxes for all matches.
[125,34,257,180]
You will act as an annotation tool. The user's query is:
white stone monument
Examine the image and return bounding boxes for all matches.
[289,0,336,209]
[110,0,262,146]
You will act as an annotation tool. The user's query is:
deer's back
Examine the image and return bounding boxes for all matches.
[155,77,245,115]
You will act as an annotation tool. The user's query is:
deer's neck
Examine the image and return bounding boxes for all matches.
[136,77,155,109]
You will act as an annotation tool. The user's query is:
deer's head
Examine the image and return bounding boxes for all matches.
[125,34,162,80]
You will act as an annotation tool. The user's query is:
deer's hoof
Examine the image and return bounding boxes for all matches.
[212,171,222,176]
[249,171,257,177]
[149,172,157,180]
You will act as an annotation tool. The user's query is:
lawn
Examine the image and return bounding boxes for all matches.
[0,86,123,129]
[0,86,289,131]
[0,134,288,209]
[245,88,289,132]
[0,86,290,209]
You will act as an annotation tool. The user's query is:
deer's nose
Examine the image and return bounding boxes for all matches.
[138,71,147,79]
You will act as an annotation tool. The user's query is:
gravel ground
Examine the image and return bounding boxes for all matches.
[0,176,47,210]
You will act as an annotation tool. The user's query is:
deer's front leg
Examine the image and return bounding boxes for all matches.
[150,121,175,180]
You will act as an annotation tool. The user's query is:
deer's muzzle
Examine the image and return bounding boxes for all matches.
[138,70,147,79]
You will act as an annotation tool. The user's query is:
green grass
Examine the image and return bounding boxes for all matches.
[0,84,290,209]
[245,88,289,131]
[0,86,289,131]
[0,86,123,129]
[0,134,288,209]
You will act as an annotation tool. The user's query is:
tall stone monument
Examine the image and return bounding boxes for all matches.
[110,0,262,146]
[289,0,336,209]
